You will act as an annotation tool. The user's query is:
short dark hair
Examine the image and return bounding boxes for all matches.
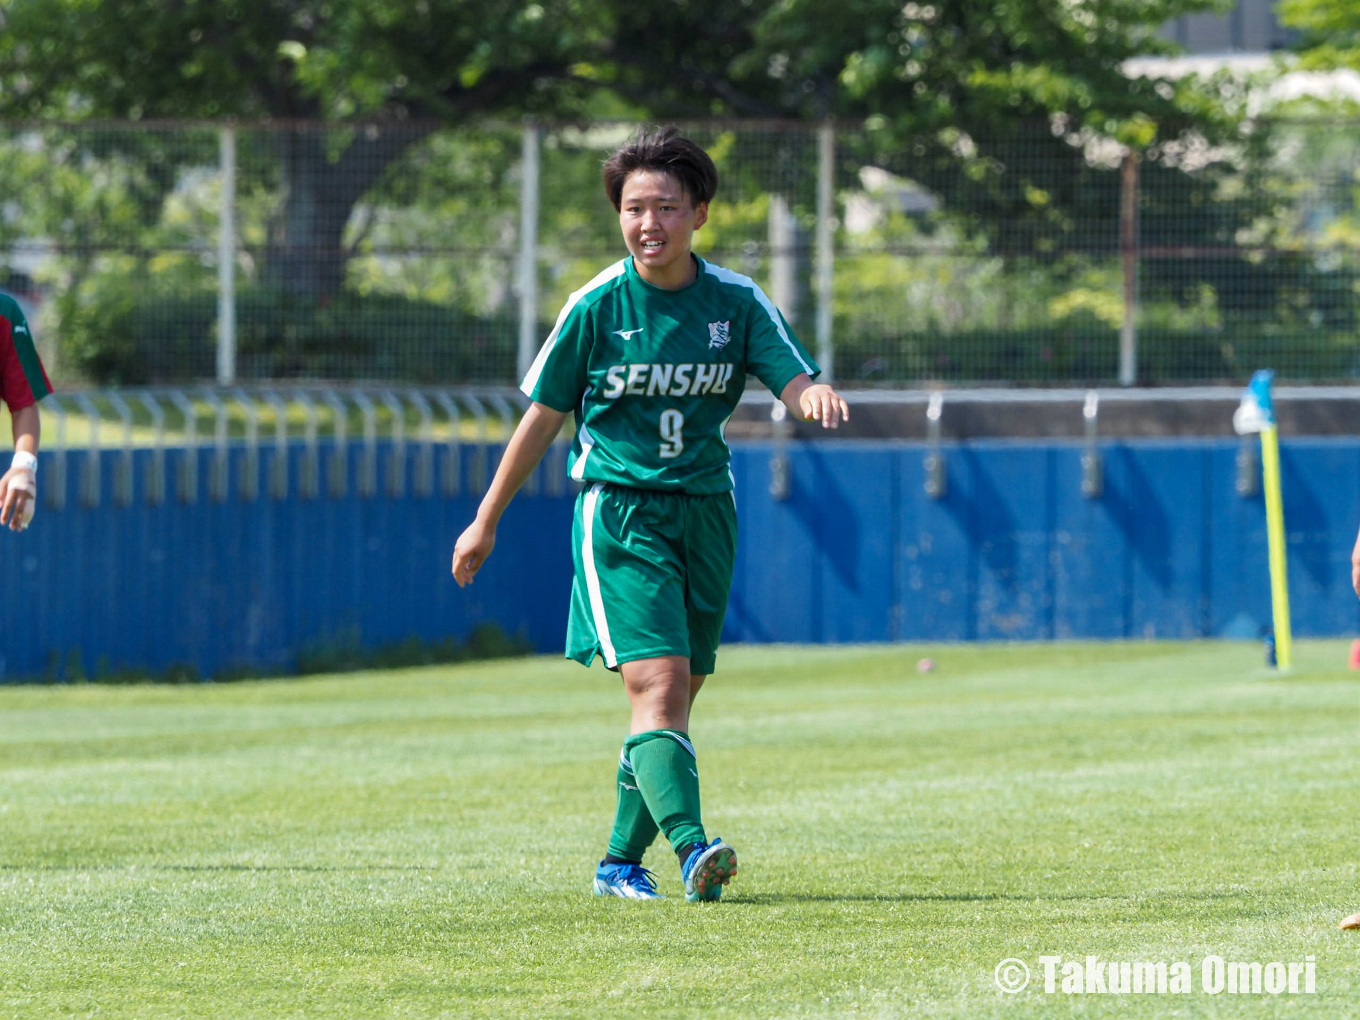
[602,126,719,212]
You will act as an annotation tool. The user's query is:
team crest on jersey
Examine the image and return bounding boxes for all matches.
[707,321,731,350]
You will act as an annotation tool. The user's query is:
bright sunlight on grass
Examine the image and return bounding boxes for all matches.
[2,641,1358,1018]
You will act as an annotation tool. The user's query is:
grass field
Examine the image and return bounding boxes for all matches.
[3,641,1359,1018]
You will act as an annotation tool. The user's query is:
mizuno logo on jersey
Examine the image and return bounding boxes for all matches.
[600,362,735,399]
[13,325,29,336]
[707,321,730,349]
[613,327,645,341]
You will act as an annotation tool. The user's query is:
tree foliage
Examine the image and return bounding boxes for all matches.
[0,0,606,299]
[0,0,604,121]
[1279,0,1360,71]
[4,0,1323,385]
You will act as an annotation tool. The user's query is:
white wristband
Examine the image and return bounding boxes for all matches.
[11,450,36,475]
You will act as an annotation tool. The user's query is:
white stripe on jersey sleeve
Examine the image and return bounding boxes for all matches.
[701,261,815,377]
[520,258,629,398]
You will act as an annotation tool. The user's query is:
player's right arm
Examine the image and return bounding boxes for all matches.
[0,296,51,532]
[1,404,40,531]
[1351,522,1360,600]
[451,401,567,587]
[454,275,599,585]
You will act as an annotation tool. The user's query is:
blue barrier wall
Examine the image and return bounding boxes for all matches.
[1,442,574,679]
[4,438,1358,679]
[726,439,1360,645]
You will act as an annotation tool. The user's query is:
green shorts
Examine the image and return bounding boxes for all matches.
[567,482,737,675]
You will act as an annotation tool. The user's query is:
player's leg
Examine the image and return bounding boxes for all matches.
[604,665,705,887]
[620,655,736,901]
[595,741,664,899]
[596,656,689,896]
[573,485,690,898]
[689,673,706,708]
[622,654,703,853]
[622,653,693,730]
[667,491,741,901]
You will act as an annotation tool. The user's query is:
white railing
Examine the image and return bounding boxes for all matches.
[38,384,1358,508]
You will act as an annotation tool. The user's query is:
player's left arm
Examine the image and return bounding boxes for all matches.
[779,373,850,430]
[0,403,39,531]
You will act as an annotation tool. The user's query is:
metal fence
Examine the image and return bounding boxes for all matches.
[34,386,567,512]
[3,118,1360,388]
[40,383,1360,514]
[17,382,1360,679]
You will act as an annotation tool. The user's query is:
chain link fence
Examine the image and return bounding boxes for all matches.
[2,118,1358,388]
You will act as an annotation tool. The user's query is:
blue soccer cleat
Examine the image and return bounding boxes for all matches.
[681,838,738,902]
[593,861,665,900]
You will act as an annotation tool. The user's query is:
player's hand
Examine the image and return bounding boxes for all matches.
[452,518,496,587]
[797,384,850,429]
[0,466,36,532]
[1352,528,1360,600]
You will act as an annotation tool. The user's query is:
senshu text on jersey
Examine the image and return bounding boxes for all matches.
[599,362,736,399]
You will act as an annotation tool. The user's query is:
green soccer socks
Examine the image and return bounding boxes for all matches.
[605,746,660,863]
[623,729,706,856]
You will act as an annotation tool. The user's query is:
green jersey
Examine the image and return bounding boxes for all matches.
[521,255,819,495]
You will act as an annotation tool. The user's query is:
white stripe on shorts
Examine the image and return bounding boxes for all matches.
[581,483,617,668]
[570,423,595,481]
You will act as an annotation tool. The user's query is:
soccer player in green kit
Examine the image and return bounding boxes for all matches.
[451,127,849,901]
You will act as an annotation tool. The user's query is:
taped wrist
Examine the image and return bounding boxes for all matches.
[7,451,37,528]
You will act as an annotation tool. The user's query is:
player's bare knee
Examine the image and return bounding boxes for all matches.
[622,657,690,704]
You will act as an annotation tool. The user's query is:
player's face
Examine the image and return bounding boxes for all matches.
[618,170,708,289]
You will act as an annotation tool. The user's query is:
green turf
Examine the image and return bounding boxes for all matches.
[2,641,1358,1018]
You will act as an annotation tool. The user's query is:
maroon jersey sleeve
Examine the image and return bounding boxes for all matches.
[0,295,53,412]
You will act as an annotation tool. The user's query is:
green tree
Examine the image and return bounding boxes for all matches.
[734,0,1237,252]
[1,0,1237,280]
[1279,0,1360,75]
[0,0,603,300]
[1,0,1276,384]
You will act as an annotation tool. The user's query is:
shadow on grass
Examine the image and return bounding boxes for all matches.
[728,892,1011,905]
[0,863,435,872]
[727,890,1241,906]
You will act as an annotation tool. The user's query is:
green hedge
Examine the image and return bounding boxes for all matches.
[833,324,1360,385]
[59,288,523,385]
[57,286,1360,386]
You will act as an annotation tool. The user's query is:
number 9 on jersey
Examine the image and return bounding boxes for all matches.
[659,409,685,459]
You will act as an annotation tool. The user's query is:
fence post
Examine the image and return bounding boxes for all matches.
[72,393,101,507]
[217,124,237,386]
[1119,150,1139,387]
[816,120,835,382]
[516,122,541,382]
[769,193,797,324]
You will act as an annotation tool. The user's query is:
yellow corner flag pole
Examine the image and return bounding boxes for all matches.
[1234,369,1291,670]
[1259,422,1292,669]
